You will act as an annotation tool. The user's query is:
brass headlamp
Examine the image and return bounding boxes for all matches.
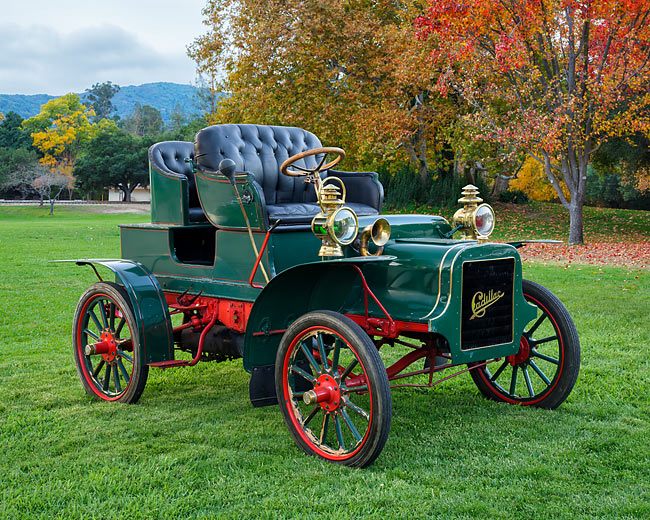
[452,184,495,243]
[311,177,359,257]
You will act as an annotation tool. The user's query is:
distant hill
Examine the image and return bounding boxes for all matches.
[0,82,205,122]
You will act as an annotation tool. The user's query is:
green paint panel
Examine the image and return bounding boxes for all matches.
[150,165,188,225]
[72,260,174,365]
[195,172,265,231]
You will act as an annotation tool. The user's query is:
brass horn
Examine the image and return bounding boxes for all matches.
[359,218,391,256]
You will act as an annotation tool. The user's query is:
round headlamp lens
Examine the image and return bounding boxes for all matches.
[474,204,495,236]
[331,208,358,245]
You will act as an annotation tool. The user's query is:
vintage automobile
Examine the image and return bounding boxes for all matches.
[67,124,580,468]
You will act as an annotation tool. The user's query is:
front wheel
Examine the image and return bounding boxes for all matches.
[469,279,580,409]
[275,311,392,468]
[73,282,148,403]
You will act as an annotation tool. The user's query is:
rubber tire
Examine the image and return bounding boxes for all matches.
[470,279,580,409]
[73,281,149,404]
[275,310,392,468]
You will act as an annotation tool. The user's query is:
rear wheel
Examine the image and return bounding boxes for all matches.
[469,280,580,409]
[275,311,391,468]
[73,282,148,403]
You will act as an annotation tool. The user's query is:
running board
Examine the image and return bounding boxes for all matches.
[148,360,192,369]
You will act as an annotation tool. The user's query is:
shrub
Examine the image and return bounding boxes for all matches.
[498,189,529,204]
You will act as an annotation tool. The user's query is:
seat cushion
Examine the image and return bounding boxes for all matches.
[194,124,324,205]
[266,202,378,226]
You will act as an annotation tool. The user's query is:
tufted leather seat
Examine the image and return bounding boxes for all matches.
[148,141,207,222]
[194,124,382,227]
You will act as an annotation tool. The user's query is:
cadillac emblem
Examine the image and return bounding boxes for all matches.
[470,289,504,320]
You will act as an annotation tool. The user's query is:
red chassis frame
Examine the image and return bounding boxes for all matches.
[149,264,497,387]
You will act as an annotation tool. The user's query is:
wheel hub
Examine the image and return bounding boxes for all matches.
[303,373,341,412]
[508,335,531,366]
[100,331,117,363]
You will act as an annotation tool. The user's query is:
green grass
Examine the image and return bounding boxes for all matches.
[1,206,649,519]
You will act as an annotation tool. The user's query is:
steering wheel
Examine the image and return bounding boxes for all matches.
[280,147,345,178]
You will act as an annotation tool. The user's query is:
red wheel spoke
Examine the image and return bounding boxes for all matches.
[334,415,345,449]
[92,359,105,378]
[88,309,103,332]
[531,350,558,365]
[509,366,518,395]
[319,413,330,445]
[116,359,130,383]
[84,328,101,341]
[528,359,552,385]
[117,350,133,364]
[115,317,126,337]
[331,339,341,376]
[303,406,320,426]
[316,334,329,372]
[340,408,362,443]
[109,303,116,331]
[489,360,508,382]
[526,312,547,337]
[522,366,535,397]
[343,397,369,421]
[98,301,109,329]
[291,364,316,383]
[531,335,558,346]
[300,343,321,374]
[113,365,122,393]
[340,358,358,381]
[103,364,111,391]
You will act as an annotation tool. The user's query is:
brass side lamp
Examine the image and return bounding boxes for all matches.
[452,184,495,243]
[311,178,359,257]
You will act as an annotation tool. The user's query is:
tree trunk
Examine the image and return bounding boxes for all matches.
[123,189,131,202]
[492,175,511,195]
[49,198,54,215]
[402,136,429,183]
[568,202,584,245]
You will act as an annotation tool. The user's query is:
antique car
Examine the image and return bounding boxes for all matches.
[67,124,580,468]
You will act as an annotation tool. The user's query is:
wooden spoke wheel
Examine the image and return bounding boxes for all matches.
[275,311,391,468]
[469,280,580,409]
[73,282,148,403]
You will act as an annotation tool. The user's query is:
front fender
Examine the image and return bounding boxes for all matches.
[63,259,174,366]
[243,256,395,372]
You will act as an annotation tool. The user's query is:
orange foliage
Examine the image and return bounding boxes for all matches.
[510,158,570,202]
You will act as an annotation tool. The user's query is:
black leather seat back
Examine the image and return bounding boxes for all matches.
[149,141,200,209]
[194,124,323,204]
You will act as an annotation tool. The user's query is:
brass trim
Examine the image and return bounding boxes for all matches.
[458,257,516,351]
[421,243,468,320]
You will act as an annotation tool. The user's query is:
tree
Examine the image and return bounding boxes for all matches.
[74,127,150,202]
[0,111,32,150]
[0,147,46,199]
[33,171,72,215]
[85,81,120,121]
[168,103,187,133]
[417,0,650,244]
[188,0,456,179]
[22,94,99,180]
[119,103,163,137]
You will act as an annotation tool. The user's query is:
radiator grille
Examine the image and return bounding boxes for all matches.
[461,258,514,350]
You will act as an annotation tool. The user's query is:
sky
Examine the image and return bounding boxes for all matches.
[0,0,208,95]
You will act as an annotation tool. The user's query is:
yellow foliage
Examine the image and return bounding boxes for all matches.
[510,157,570,202]
[0,112,4,122]
[23,94,97,176]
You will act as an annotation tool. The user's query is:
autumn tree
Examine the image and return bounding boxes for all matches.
[85,81,120,121]
[22,94,99,181]
[188,0,456,180]
[418,0,650,244]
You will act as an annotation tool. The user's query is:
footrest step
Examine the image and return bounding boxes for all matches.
[148,360,191,368]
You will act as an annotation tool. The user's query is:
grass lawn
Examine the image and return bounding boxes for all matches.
[1,206,648,519]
